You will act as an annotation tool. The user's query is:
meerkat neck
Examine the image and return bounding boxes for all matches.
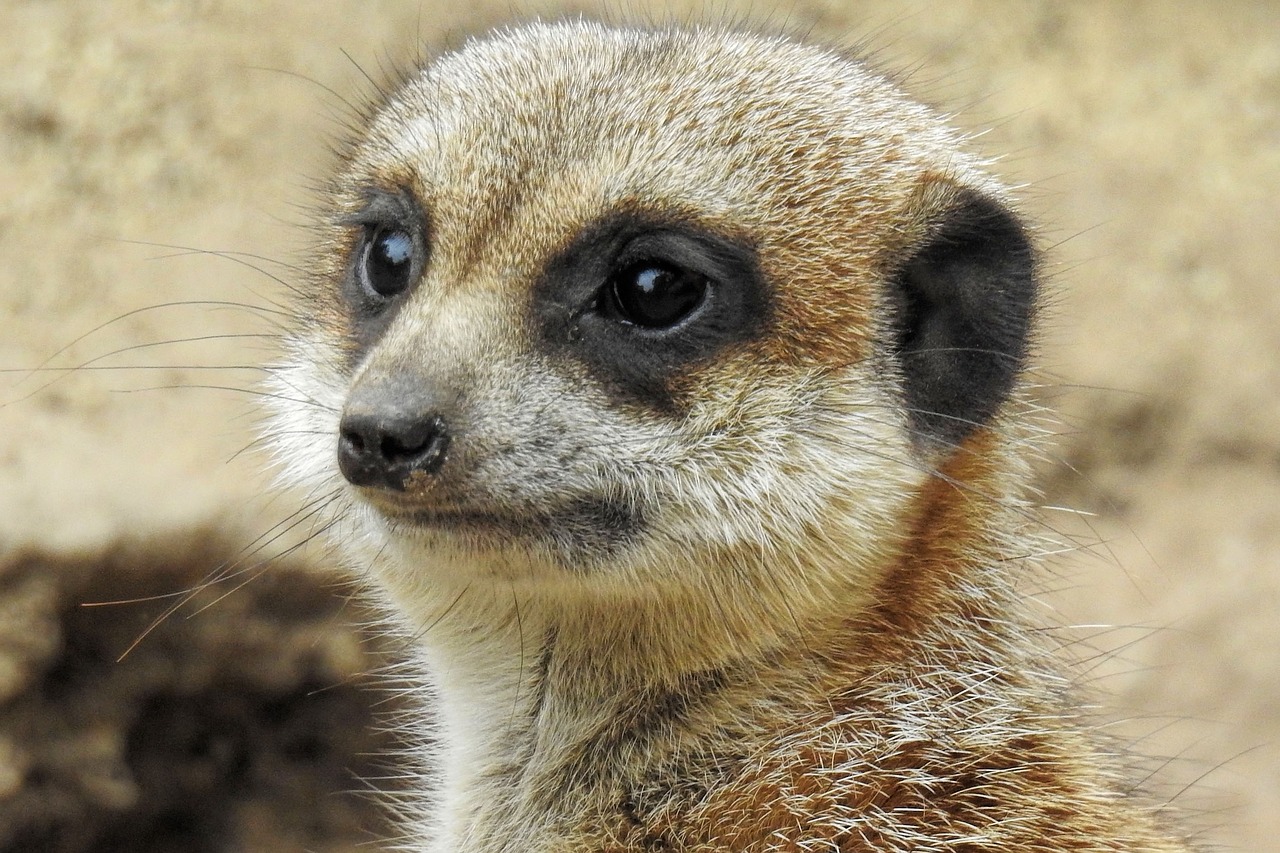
[394,475,1025,851]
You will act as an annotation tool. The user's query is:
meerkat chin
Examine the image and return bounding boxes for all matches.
[266,20,1192,853]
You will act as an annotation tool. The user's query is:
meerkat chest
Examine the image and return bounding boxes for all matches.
[416,651,783,853]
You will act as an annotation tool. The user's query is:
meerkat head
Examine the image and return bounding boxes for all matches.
[269,21,1036,636]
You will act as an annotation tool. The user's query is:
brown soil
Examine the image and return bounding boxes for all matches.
[0,539,405,853]
[1,1,1276,851]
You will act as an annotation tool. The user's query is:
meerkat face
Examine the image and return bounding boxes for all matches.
[269,22,1036,599]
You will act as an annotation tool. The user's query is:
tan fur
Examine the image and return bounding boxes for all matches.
[267,20,1193,853]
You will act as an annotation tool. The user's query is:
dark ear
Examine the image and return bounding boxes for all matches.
[891,187,1038,449]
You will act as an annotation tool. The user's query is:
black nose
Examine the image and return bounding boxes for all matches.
[337,410,451,491]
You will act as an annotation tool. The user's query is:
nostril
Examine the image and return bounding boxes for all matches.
[337,412,451,490]
[341,428,368,455]
[380,416,450,470]
[381,433,415,459]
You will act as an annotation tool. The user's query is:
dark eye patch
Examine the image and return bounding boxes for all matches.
[533,214,772,411]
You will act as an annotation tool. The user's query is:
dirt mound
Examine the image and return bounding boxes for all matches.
[0,540,405,853]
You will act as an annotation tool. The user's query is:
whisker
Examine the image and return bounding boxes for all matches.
[113,384,339,412]
[2,364,267,373]
[509,585,525,724]
[116,236,306,300]
[243,64,366,119]
[3,333,279,407]
[110,487,343,652]
[406,583,473,647]
[187,515,344,618]
[7,299,285,386]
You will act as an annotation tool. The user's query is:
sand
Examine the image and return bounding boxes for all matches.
[1,1,1276,850]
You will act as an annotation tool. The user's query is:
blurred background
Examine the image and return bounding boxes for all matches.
[0,1,1275,851]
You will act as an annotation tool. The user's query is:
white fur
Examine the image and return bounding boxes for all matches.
[261,21,1185,853]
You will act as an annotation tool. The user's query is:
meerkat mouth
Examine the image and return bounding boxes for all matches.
[380,505,516,530]
[356,490,516,529]
[362,491,645,551]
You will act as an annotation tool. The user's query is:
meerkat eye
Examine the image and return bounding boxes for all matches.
[601,260,709,328]
[359,226,416,298]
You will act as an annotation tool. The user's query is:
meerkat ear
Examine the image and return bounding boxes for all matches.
[891,186,1038,450]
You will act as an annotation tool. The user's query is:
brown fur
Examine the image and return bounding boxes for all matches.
[267,20,1195,853]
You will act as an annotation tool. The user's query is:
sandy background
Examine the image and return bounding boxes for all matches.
[0,1,1276,851]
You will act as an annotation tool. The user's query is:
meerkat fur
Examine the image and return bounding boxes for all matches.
[266,20,1193,853]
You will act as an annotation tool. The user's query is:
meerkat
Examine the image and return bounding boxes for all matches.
[266,20,1194,852]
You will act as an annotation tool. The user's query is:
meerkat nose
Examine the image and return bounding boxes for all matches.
[337,407,451,491]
